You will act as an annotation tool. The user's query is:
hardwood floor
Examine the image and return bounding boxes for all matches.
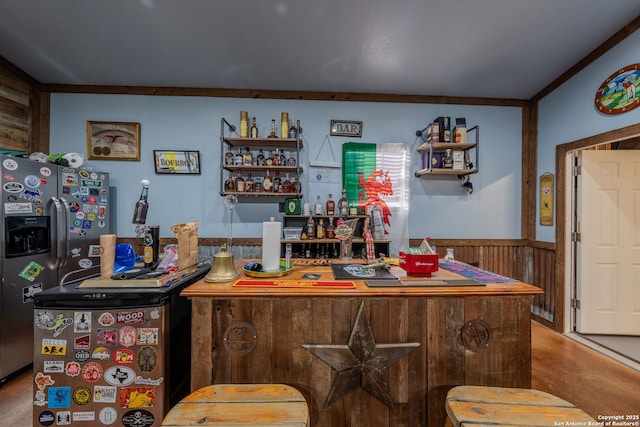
[2,321,639,426]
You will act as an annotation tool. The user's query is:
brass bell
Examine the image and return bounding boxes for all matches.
[204,243,240,283]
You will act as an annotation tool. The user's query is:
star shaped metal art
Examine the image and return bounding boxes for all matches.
[303,301,420,408]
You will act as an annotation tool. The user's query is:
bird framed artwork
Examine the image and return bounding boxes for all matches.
[87,121,141,161]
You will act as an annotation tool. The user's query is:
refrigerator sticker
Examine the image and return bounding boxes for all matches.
[97,329,118,345]
[134,376,164,386]
[98,312,115,326]
[3,181,23,192]
[43,361,64,373]
[3,158,18,170]
[137,328,158,346]
[92,347,111,361]
[4,202,32,214]
[113,349,135,365]
[104,366,136,387]
[23,282,43,303]
[65,362,81,377]
[24,175,41,188]
[68,202,79,212]
[39,166,52,176]
[81,362,103,382]
[62,172,77,186]
[98,407,118,425]
[34,390,47,407]
[72,386,92,405]
[120,387,156,408]
[78,258,92,268]
[136,347,158,373]
[94,386,117,403]
[119,327,137,347]
[78,171,89,178]
[37,410,55,426]
[117,310,145,324]
[88,244,101,257]
[121,409,154,427]
[34,372,55,390]
[74,312,91,332]
[55,411,71,425]
[74,350,90,363]
[21,188,43,202]
[81,179,103,188]
[41,339,67,356]
[47,387,71,408]
[72,412,95,422]
[19,261,44,282]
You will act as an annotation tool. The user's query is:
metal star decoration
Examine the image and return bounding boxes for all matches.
[303,301,420,408]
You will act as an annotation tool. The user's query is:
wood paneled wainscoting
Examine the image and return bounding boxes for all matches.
[414,239,556,325]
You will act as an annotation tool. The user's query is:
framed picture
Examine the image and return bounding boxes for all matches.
[330,120,363,138]
[153,150,201,175]
[87,121,141,161]
[594,63,640,114]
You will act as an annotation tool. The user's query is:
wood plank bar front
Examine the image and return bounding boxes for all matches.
[182,261,542,427]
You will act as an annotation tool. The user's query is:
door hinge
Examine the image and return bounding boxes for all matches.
[573,165,582,176]
[571,232,581,242]
[571,298,581,309]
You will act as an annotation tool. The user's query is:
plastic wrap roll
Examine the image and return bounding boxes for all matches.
[100,234,117,278]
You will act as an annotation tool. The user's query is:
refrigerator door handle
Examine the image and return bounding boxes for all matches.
[58,196,71,268]
[50,196,66,270]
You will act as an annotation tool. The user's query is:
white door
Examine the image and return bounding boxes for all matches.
[576,150,640,335]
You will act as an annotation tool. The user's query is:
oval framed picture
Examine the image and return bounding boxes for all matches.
[595,63,640,114]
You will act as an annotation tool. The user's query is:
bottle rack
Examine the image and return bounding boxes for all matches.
[281,215,391,259]
[220,117,304,198]
[414,125,479,177]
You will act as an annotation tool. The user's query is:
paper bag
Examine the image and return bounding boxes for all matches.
[99,234,117,278]
[171,221,198,273]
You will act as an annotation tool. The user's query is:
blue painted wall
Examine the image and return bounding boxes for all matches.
[49,95,522,240]
[537,29,640,242]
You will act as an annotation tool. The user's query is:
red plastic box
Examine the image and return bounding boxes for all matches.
[399,251,439,277]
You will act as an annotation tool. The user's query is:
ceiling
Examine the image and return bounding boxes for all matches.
[1,1,640,100]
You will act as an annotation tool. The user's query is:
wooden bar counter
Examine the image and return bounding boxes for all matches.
[181,260,542,427]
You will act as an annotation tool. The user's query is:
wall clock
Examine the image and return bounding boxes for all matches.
[595,63,640,114]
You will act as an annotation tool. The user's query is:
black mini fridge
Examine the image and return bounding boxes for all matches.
[32,264,209,427]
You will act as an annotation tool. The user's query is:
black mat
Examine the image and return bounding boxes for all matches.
[331,264,397,280]
[365,278,485,287]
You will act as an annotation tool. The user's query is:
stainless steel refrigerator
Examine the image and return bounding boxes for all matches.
[1,155,111,381]
[32,264,209,427]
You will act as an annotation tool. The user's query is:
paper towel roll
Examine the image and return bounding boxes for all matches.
[261,218,282,272]
[100,234,117,278]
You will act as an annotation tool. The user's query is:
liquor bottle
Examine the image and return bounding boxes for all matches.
[326,217,336,239]
[234,149,243,166]
[263,170,273,192]
[243,147,253,165]
[268,119,278,138]
[306,216,315,239]
[288,118,297,139]
[281,112,289,139]
[279,150,286,166]
[250,117,258,138]
[326,194,335,216]
[256,149,266,166]
[272,148,281,166]
[224,148,234,165]
[240,111,248,137]
[292,176,301,194]
[273,171,281,193]
[338,189,349,217]
[245,173,254,192]
[132,179,150,224]
[316,219,325,239]
[254,176,264,193]
[235,170,245,192]
[443,148,453,168]
[224,173,236,192]
[314,195,323,215]
[281,172,292,193]
[286,151,296,166]
[265,150,273,166]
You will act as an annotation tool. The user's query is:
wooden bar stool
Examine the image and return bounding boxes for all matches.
[162,383,309,426]
[445,386,596,427]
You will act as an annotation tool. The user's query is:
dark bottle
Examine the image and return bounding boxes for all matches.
[245,173,254,192]
[256,149,266,166]
[273,171,281,193]
[144,225,159,268]
[132,179,150,224]
[224,173,236,192]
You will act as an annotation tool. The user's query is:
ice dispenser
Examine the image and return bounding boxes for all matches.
[4,216,51,258]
